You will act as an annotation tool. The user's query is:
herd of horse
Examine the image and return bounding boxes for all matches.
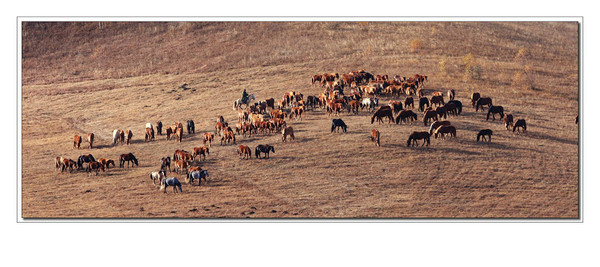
[54,68,578,195]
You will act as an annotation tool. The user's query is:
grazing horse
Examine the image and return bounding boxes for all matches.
[187,170,209,186]
[215,122,228,136]
[371,129,380,147]
[203,132,215,147]
[77,154,96,169]
[513,119,527,133]
[112,130,121,145]
[55,156,65,172]
[85,161,105,176]
[255,144,275,159]
[448,89,455,101]
[447,100,462,115]
[331,119,348,133]
[423,110,438,125]
[504,114,514,130]
[62,158,77,173]
[347,100,360,114]
[173,149,193,162]
[371,108,394,124]
[282,127,295,142]
[429,120,451,135]
[477,129,493,142]
[395,110,417,124]
[73,135,82,149]
[434,125,456,139]
[192,146,210,160]
[418,97,430,112]
[471,92,481,108]
[486,105,504,121]
[476,97,493,112]
[87,133,94,149]
[161,157,171,172]
[119,153,138,168]
[404,96,414,109]
[388,100,403,113]
[97,158,115,170]
[220,131,236,145]
[443,102,457,117]
[125,130,133,145]
[156,121,163,136]
[436,106,447,120]
[160,177,182,193]
[187,120,195,134]
[150,169,167,186]
[145,127,155,142]
[430,95,445,107]
[165,127,173,140]
[407,132,430,147]
[173,160,189,174]
[238,145,252,159]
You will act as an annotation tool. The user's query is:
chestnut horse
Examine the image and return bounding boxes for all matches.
[477,129,493,142]
[97,158,115,170]
[87,133,94,149]
[86,161,105,176]
[407,132,430,147]
[238,145,252,159]
[203,132,215,147]
[371,129,380,147]
[73,135,82,149]
[192,147,210,161]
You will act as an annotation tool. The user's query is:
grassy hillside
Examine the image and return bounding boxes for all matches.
[21,21,579,218]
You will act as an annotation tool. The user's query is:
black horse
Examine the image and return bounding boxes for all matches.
[161,156,171,172]
[448,100,462,115]
[156,121,163,136]
[255,145,275,159]
[418,97,430,112]
[187,120,195,134]
[513,119,527,133]
[119,153,139,168]
[331,119,348,133]
[77,154,95,169]
[486,105,504,121]
[477,129,493,142]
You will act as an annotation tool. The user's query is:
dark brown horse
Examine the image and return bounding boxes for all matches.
[477,129,493,142]
[429,120,451,135]
[404,96,414,109]
[119,153,138,168]
[476,97,493,112]
[436,106,447,120]
[513,119,527,133]
[471,92,481,108]
[156,121,163,135]
[423,110,438,125]
[430,95,445,107]
[125,130,133,145]
[395,110,417,124]
[371,107,394,124]
[407,132,430,147]
[418,97,430,112]
[486,105,504,121]
[434,125,456,139]
[255,144,275,159]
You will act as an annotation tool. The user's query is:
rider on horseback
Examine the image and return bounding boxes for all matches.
[241,89,249,104]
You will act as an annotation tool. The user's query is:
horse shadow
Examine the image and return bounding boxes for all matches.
[525,131,579,146]
[92,144,113,149]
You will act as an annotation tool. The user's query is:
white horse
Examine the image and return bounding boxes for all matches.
[187,170,209,185]
[112,129,120,145]
[361,97,378,111]
[233,94,255,110]
[150,169,166,186]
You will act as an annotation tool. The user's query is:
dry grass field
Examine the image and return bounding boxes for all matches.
[21,21,579,218]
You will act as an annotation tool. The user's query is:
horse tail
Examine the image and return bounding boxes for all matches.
[370,113,375,124]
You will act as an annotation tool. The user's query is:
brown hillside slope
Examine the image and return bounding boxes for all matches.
[21,21,579,218]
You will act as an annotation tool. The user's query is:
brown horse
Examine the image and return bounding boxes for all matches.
[423,110,438,125]
[513,119,527,133]
[203,132,215,147]
[73,135,82,149]
[436,106,447,120]
[173,159,189,174]
[371,129,380,147]
[87,133,95,149]
[97,158,115,170]
[430,95,445,107]
[348,100,360,115]
[404,96,414,109]
[165,127,173,140]
[444,102,457,117]
[215,122,227,136]
[486,105,504,121]
[471,92,481,108]
[145,127,154,142]
[477,129,493,142]
[395,110,417,124]
[371,107,394,124]
[192,147,210,161]
[428,120,451,135]
[62,158,77,173]
[282,127,295,142]
[388,100,403,113]
[119,153,138,168]
[475,97,492,112]
[504,114,514,130]
[125,130,133,145]
[86,161,105,176]
[434,125,456,139]
[221,131,236,145]
[238,145,252,159]
[407,131,430,147]
[174,127,183,143]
